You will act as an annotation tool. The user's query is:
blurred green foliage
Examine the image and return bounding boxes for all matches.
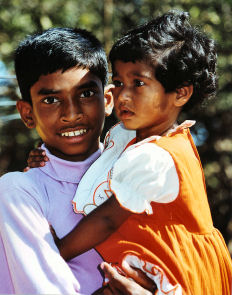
[0,0,232,252]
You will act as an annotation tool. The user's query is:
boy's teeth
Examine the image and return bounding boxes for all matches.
[61,129,87,137]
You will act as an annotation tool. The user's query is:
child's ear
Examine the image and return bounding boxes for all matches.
[104,84,114,117]
[174,85,193,107]
[16,100,36,129]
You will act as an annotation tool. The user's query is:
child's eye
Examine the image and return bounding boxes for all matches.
[43,97,59,104]
[80,90,95,98]
[134,80,145,87]
[113,80,123,87]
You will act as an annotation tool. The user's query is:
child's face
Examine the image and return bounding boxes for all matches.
[18,67,107,161]
[112,60,178,140]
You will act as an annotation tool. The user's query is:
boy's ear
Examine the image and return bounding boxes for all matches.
[16,100,36,129]
[174,85,193,107]
[104,84,114,117]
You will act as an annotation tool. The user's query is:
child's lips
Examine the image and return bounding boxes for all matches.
[119,108,134,119]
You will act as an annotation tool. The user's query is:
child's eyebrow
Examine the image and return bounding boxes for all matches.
[132,72,153,80]
[113,71,152,80]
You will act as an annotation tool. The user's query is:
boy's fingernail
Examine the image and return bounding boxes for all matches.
[40,162,45,166]
[122,260,129,268]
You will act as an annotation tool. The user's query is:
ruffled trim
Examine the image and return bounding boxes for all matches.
[107,254,182,295]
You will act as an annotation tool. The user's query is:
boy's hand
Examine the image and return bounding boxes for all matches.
[97,262,156,295]
[25,148,49,170]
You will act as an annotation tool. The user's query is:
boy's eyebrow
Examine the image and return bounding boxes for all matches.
[77,80,100,90]
[38,88,60,95]
[37,80,100,95]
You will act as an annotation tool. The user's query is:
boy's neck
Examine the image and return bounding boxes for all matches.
[44,143,101,162]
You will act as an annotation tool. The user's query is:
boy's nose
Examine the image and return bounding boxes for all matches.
[61,101,83,122]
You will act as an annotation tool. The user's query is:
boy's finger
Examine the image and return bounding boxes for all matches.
[121,260,156,291]
[102,288,113,295]
[101,262,154,295]
[23,167,30,172]
[101,262,121,281]
[91,285,112,295]
[100,263,129,293]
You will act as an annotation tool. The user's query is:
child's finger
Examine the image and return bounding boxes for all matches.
[27,160,45,168]
[27,155,49,163]
[29,148,46,157]
[35,141,43,148]
[23,167,30,172]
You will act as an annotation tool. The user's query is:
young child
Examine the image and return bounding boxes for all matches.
[29,11,232,295]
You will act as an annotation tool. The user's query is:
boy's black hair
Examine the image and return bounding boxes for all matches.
[15,27,108,103]
[109,10,217,110]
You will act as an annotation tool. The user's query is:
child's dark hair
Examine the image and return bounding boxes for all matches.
[15,27,108,103]
[109,10,217,110]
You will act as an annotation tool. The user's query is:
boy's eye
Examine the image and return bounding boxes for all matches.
[43,97,59,104]
[80,90,95,98]
[113,80,123,87]
[134,79,145,87]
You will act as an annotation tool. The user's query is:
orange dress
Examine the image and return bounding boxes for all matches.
[95,127,232,295]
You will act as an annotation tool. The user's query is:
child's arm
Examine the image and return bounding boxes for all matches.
[58,195,132,261]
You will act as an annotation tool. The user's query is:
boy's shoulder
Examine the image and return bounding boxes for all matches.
[0,169,41,193]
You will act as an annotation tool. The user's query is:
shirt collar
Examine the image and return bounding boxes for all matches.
[38,143,103,183]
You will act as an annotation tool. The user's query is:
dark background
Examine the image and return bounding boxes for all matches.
[0,0,231,254]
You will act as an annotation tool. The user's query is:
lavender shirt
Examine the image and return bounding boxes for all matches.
[0,145,103,294]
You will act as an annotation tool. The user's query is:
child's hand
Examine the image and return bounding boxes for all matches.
[25,148,49,170]
[49,225,61,249]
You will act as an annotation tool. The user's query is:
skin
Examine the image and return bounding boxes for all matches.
[17,67,113,161]
[18,65,154,294]
[54,58,192,277]
[112,61,192,141]
[24,61,193,294]
[96,262,154,295]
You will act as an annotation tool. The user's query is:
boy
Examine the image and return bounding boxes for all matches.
[0,27,152,295]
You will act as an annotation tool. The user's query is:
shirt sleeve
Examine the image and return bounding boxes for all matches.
[108,142,179,214]
[0,172,80,294]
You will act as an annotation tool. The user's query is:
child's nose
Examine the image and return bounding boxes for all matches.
[117,87,132,102]
[61,101,83,122]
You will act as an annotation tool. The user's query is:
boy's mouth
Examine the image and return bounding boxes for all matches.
[61,129,87,137]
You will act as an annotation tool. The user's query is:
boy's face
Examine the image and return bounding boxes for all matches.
[18,67,108,161]
[112,60,179,140]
